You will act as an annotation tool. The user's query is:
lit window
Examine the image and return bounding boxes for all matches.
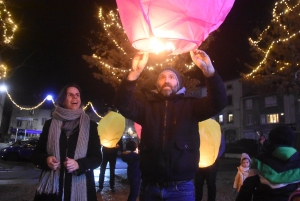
[265,96,277,107]
[267,114,279,123]
[245,99,252,109]
[228,113,233,123]
[218,114,223,123]
[246,115,253,125]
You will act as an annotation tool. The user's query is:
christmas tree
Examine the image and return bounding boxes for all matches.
[241,0,300,95]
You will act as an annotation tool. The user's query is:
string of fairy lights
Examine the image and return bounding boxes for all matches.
[0,5,99,119]
[0,0,17,44]
[0,64,6,79]
[246,0,300,78]
[2,87,104,119]
[96,7,195,81]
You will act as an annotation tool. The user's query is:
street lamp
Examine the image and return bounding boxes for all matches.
[46,95,53,101]
[0,84,7,92]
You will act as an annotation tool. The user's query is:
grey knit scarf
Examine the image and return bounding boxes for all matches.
[36,106,90,201]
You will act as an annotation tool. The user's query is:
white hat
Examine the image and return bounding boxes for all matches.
[241,153,251,163]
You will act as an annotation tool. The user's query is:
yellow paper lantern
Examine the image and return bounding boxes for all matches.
[198,119,221,168]
[97,111,125,148]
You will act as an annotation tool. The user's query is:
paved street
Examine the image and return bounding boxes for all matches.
[0,142,240,201]
[0,141,239,184]
[0,142,128,185]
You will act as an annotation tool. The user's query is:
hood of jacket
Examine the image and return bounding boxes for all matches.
[251,146,300,185]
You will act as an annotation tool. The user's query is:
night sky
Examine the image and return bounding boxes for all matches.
[2,0,276,110]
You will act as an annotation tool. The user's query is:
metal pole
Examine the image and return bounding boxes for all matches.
[15,128,18,142]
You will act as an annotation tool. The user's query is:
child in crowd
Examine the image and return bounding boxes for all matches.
[233,153,251,192]
[121,140,141,201]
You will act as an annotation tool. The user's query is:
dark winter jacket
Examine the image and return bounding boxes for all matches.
[114,73,227,182]
[121,151,141,179]
[32,119,102,201]
[236,145,300,201]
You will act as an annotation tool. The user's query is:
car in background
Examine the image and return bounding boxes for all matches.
[0,139,38,161]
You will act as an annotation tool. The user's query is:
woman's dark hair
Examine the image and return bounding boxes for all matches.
[55,83,82,108]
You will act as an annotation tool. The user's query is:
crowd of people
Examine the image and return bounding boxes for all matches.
[30,49,300,201]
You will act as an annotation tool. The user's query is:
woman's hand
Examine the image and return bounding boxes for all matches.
[46,156,60,170]
[190,49,215,77]
[64,157,79,173]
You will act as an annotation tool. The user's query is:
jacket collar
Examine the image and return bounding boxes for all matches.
[150,87,186,101]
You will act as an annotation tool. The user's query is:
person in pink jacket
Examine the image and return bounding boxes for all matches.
[233,153,251,193]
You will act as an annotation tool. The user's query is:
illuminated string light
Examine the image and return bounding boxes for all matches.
[83,102,103,118]
[5,89,55,110]
[0,0,17,44]
[0,63,6,79]
[2,88,103,118]
[245,0,300,78]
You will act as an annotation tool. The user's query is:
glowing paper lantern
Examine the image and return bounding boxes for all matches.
[134,122,142,139]
[97,111,125,148]
[116,0,235,55]
[198,119,221,168]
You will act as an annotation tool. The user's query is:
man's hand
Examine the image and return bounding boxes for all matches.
[64,157,79,173]
[127,52,149,81]
[46,156,60,170]
[190,49,215,77]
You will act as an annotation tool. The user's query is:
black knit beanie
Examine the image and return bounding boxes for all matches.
[156,67,182,90]
[269,125,295,146]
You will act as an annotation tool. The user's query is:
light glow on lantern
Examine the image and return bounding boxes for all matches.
[150,38,164,54]
[94,7,196,78]
[165,42,175,52]
[149,38,175,54]
[97,111,125,148]
[116,0,234,55]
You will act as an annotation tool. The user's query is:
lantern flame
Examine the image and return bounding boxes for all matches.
[149,37,175,55]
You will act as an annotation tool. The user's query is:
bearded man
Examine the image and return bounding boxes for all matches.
[114,50,227,201]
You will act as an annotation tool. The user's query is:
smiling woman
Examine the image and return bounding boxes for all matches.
[31,83,102,201]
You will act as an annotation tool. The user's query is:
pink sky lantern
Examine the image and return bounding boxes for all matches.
[116,0,235,55]
[134,122,142,139]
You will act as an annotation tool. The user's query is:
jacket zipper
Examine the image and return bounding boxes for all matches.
[163,100,168,151]
[162,100,168,179]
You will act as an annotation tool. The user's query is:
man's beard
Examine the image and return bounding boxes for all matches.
[158,83,178,97]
